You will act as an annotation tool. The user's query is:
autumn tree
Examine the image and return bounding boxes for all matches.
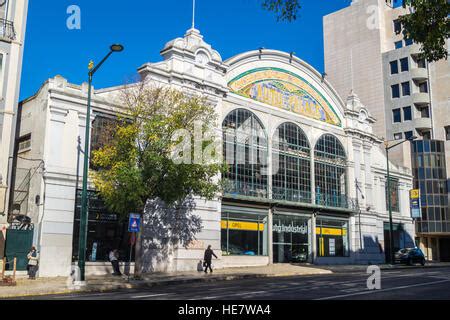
[91,82,224,277]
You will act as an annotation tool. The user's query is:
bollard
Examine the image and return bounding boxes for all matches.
[1,257,5,279]
[13,257,17,281]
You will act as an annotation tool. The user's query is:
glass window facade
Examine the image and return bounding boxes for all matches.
[412,140,449,234]
[316,218,349,257]
[272,123,311,204]
[72,190,134,262]
[221,211,268,256]
[314,135,347,209]
[222,109,268,198]
[273,215,309,263]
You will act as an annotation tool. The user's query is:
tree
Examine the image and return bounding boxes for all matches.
[91,82,224,277]
[398,0,450,62]
[261,0,450,62]
[261,0,301,22]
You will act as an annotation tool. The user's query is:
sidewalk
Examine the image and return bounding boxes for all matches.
[2,262,449,299]
[0,264,331,298]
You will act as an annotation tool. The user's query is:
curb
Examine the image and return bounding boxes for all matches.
[0,270,332,299]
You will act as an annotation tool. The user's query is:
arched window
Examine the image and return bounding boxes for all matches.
[272,123,311,203]
[222,109,268,198]
[314,134,347,208]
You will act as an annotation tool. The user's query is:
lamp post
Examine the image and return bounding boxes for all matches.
[78,44,124,281]
[385,135,417,265]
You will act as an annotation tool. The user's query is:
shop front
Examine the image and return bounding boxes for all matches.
[273,213,311,263]
[316,216,350,258]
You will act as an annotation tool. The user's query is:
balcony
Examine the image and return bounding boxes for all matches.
[410,68,428,81]
[0,19,16,42]
[414,117,433,130]
[412,92,429,106]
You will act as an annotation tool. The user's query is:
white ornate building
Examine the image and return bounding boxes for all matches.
[13,28,415,277]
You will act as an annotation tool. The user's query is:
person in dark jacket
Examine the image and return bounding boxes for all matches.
[203,245,218,274]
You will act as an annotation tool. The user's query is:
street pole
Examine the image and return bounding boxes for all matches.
[77,44,124,282]
[385,146,395,265]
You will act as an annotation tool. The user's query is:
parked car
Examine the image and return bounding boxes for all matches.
[395,248,426,266]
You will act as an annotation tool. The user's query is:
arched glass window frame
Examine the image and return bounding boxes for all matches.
[314,134,348,209]
[272,122,312,204]
[222,108,269,199]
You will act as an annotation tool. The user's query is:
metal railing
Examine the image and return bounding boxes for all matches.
[223,179,357,211]
[0,18,16,41]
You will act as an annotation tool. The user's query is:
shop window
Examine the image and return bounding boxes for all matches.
[314,135,348,209]
[390,61,399,75]
[222,109,268,198]
[316,218,349,257]
[403,106,412,121]
[400,58,409,72]
[273,215,309,263]
[391,84,400,98]
[272,123,311,204]
[221,212,268,256]
[386,177,400,213]
[72,190,134,262]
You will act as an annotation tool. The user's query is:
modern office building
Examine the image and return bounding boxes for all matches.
[324,0,450,261]
[11,27,414,277]
[0,0,29,258]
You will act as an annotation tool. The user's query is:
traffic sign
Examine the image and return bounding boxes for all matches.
[410,189,421,219]
[128,213,141,233]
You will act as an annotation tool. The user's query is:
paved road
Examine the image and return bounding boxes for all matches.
[18,267,450,300]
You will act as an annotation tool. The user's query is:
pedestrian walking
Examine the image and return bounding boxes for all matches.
[109,249,122,276]
[203,245,218,274]
[27,246,39,280]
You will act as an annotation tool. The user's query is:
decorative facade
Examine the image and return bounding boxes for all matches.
[11,27,415,277]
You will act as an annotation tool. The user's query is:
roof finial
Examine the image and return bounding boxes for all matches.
[192,0,196,29]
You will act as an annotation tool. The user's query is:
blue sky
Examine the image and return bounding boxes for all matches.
[20,0,352,100]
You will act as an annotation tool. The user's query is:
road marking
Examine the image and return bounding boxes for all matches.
[132,293,172,299]
[316,279,450,300]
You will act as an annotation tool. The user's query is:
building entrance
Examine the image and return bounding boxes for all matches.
[273,214,309,263]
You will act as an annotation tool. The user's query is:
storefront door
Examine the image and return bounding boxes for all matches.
[273,214,309,263]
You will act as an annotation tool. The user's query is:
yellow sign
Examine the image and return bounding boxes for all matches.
[316,227,347,237]
[410,189,420,199]
[228,68,342,127]
[221,220,265,231]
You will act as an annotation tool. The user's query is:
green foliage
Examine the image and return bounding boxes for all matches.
[399,0,450,62]
[261,0,301,22]
[91,84,224,217]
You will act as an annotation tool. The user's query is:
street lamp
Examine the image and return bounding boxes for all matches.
[78,44,124,281]
[385,135,417,265]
